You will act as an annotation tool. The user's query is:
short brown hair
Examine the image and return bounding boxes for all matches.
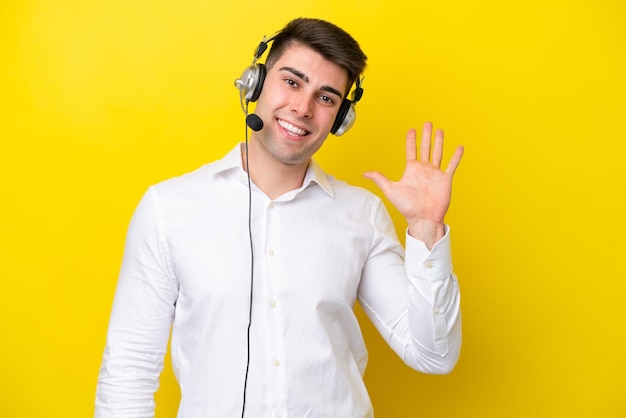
[265,18,367,95]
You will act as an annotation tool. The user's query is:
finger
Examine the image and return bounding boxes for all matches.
[445,145,465,176]
[420,122,433,163]
[405,129,417,162]
[364,171,392,195]
[432,128,444,167]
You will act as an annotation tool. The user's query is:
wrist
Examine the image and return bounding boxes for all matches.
[407,219,445,250]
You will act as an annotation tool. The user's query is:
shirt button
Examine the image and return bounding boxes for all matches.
[269,300,277,309]
[425,261,434,269]
[272,359,281,367]
[434,308,440,314]
[268,249,275,256]
[268,202,274,209]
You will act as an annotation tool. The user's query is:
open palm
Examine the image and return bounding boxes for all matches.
[365,122,464,248]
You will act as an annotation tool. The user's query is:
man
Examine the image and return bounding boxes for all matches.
[96,17,464,418]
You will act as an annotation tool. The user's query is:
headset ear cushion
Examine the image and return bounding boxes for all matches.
[331,99,356,136]
[248,63,266,102]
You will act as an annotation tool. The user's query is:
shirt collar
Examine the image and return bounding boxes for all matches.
[212,144,335,198]
[303,158,334,198]
[210,143,247,175]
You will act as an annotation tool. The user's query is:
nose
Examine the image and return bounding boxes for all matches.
[290,93,313,118]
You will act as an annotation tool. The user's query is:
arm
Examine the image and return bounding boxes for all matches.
[95,188,178,418]
[360,122,464,373]
[357,202,461,374]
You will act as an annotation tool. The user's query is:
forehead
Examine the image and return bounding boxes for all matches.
[268,43,349,94]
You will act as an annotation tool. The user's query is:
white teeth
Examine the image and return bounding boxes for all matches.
[278,119,307,136]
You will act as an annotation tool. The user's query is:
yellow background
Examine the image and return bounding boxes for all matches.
[2,0,625,417]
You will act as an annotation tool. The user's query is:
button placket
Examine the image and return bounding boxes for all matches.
[264,200,284,410]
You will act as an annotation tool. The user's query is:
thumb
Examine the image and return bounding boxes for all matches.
[364,171,392,194]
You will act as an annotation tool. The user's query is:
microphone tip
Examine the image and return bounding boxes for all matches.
[246,114,264,132]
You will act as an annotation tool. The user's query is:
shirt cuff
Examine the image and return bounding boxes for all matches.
[405,225,453,282]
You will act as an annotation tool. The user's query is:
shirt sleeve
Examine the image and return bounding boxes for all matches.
[357,200,461,374]
[95,187,179,418]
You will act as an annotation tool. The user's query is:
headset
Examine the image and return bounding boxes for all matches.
[234,36,364,136]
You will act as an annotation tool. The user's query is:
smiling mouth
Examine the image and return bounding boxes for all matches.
[277,119,310,137]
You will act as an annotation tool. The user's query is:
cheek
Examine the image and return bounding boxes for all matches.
[309,101,336,123]
[254,86,280,112]
[322,107,340,129]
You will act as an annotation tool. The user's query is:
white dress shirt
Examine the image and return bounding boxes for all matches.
[95,144,461,418]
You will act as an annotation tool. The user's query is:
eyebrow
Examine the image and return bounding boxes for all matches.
[279,66,344,99]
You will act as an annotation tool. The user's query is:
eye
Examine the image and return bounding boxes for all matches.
[319,95,336,105]
[284,78,298,87]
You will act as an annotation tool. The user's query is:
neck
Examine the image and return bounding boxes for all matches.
[242,145,309,200]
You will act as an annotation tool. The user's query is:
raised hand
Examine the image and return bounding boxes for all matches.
[364,122,464,249]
